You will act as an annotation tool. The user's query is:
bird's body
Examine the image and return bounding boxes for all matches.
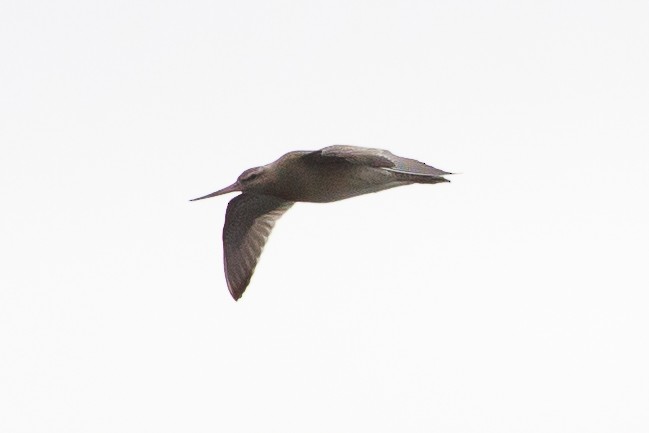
[192,145,452,300]
[245,151,426,202]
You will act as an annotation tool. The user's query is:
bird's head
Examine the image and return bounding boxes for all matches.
[236,166,271,192]
[190,166,271,201]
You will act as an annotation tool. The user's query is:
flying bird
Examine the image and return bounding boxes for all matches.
[191,145,452,300]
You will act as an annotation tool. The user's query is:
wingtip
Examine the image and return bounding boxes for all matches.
[226,279,244,301]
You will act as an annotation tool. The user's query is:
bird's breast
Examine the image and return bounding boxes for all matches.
[270,163,403,203]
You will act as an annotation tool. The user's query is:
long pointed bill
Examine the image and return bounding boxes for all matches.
[190,182,240,201]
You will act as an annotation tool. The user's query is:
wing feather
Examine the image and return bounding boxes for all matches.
[319,145,451,177]
[222,193,294,300]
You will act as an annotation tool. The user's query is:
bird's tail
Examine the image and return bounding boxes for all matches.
[392,172,451,184]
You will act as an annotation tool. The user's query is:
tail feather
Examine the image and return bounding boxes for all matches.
[385,168,451,184]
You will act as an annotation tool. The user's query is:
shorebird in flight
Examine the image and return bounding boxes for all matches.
[192,145,452,300]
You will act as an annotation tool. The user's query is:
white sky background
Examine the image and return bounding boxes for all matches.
[1,0,648,431]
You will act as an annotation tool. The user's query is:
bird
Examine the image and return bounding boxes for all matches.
[191,145,452,300]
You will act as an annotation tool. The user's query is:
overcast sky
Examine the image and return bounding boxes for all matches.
[1,0,648,432]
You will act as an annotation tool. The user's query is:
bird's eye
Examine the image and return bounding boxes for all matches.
[240,171,260,182]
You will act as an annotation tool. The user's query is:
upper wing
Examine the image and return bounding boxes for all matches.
[319,145,451,177]
[222,193,294,300]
